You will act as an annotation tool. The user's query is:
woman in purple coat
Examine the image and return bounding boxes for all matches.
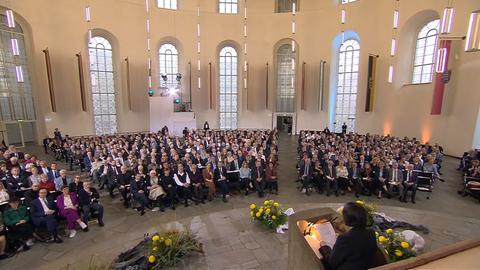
[56,186,88,238]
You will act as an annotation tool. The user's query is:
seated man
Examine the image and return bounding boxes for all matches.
[78,182,104,226]
[3,197,35,250]
[6,167,27,192]
[387,162,403,198]
[24,182,40,207]
[30,189,63,243]
[174,163,198,206]
[324,160,339,197]
[400,164,418,204]
[54,169,72,191]
[68,175,84,195]
[117,166,133,208]
[252,160,266,198]
[130,174,150,215]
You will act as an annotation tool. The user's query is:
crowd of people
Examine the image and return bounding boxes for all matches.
[458,149,480,201]
[0,128,278,259]
[297,130,444,203]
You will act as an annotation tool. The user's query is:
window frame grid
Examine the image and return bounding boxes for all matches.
[157,0,177,10]
[219,46,238,130]
[158,43,179,88]
[219,0,238,14]
[88,36,117,135]
[0,14,35,122]
[334,39,360,133]
[276,44,296,113]
[412,19,440,84]
[276,0,298,13]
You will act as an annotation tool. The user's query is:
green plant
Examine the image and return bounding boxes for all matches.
[249,200,288,230]
[147,230,203,269]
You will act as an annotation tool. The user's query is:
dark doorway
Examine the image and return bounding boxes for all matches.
[277,116,293,134]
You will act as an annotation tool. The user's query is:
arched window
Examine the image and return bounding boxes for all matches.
[158,43,179,88]
[412,19,439,84]
[0,12,35,121]
[219,0,238,14]
[157,0,177,10]
[335,39,360,133]
[276,43,295,113]
[219,46,238,129]
[88,36,117,135]
[276,0,298,13]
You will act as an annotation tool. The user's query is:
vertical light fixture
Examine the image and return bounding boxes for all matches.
[85,2,93,40]
[291,0,296,72]
[340,2,346,43]
[15,66,24,82]
[6,9,15,28]
[388,0,400,83]
[11,38,19,56]
[435,48,448,73]
[197,2,201,89]
[465,11,479,51]
[243,0,248,94]
[145,0,153,92]
[440,0,454,34]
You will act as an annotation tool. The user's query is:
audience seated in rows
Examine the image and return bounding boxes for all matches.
[298,131,444,204]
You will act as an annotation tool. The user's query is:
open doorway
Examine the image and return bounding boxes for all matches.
[272,113,296,135]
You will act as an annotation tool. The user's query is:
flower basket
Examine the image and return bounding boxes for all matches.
[249,200,288,231]
[147,230,203,269]
[376,229,416,263]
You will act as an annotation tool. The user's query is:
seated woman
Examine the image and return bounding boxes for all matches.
[147,170,166,212]
[336,160,349,195]
[0,182,9,211]
[3,197,35,251]
[319,202,379,270]
[202,163,216,201]
[56,186,88,238]
[239,161,252,196]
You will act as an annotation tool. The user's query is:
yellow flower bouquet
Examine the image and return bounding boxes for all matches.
[147,230,203,269]
[249,200,288,230]
[376,229,416,263]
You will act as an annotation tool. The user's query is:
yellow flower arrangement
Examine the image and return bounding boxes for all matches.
[375,231,379,237]
[152,235,160,242]
[249,200,287,230]
[386,228,394,234]
[378,236,387,243]
[395,250,403,257]
[164,238,172,246]
[148,255,156,263]
[401,241,410,249]
[355,200,365,205]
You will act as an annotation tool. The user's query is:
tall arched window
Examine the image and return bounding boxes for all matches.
[219,46,238,129]
[219,0,238,14]
[0,12,35,121]
[412,19,439,84]
[335,39,360,133]
[157,0,177,10]
[88,36,117,135]
[158,43,179,88]
[276,44,295,113]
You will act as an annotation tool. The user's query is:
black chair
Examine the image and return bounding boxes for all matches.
[462,175,480,202]
[415,171,434,199]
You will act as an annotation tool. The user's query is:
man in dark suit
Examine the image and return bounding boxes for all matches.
[30,188,63,243]
[130,173,150,215]
[78,181,104,226]
[98,160,114,193]
[251,160,265,198]
[117,166,134,208]
[401,164,418,203]
[6,167,27,192]
[300,157,313,196]
[46,162,60,181]
[324,160,338,197]
[214,161,229,202]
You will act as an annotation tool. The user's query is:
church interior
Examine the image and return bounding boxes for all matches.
[0,0,479,269]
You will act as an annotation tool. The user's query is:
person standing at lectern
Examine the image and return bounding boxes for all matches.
[319,202,379,270]
[203,121,210,130]
[341,123,348,134]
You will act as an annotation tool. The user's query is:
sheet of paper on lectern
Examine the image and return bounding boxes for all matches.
[315,222,337,248]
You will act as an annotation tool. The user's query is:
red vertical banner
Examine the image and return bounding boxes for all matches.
[431,40,451,115]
